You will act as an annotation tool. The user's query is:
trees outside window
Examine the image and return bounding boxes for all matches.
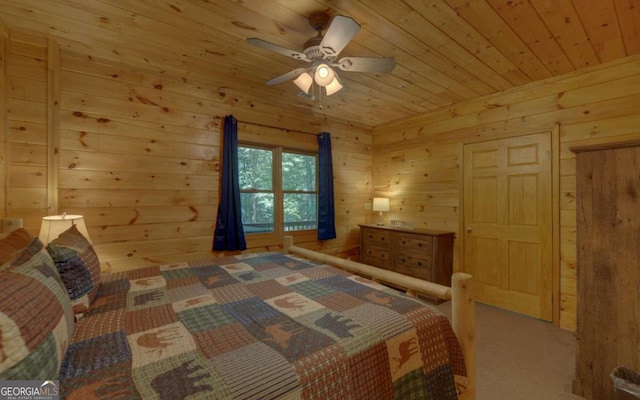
[239,145,317,235]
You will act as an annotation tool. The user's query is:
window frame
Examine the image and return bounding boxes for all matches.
[238,142,318,246]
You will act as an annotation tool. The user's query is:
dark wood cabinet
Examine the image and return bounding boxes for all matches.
[359,224,454,287]
[571,140,640,400]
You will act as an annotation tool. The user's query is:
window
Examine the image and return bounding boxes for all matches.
[239,145,317,235]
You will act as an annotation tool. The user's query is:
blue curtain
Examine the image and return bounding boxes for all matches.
[213,115,247,251]
[317,132,336,240]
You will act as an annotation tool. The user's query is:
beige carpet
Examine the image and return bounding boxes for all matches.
[436,302,584,400]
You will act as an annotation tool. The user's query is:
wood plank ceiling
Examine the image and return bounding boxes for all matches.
[0,0,639,128]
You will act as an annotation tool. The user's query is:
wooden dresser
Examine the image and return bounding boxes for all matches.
[571,140,640,400]
[358,224,454,286]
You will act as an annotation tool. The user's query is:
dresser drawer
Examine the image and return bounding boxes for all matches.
[362,229,393,249]
[396,233,434,258]
[394,254,433,280]
[361,247,392,268]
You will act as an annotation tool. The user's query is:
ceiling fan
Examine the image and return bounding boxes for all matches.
[247,11,396,99]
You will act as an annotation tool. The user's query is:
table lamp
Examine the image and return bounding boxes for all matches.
[372,198,390,226]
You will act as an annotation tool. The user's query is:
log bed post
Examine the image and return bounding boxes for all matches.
[282,236,476,400]
[452,272,475,400]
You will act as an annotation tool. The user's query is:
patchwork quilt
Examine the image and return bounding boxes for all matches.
[60,252,468,399]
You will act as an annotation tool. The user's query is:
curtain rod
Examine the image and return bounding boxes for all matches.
[238,119,319,137]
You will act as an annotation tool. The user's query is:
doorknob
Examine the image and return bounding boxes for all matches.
[465,227,472,233]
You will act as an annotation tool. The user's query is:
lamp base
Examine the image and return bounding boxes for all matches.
[376,212,385,226]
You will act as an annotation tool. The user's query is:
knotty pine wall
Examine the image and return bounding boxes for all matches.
[372,54,640,330]
[0,20,7,217]
[1,28,372,272]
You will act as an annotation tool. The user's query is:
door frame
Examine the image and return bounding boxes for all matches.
[458,126,561,325]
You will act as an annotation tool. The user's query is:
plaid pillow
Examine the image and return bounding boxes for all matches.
[46,225,101,316]
[0,237,74,380]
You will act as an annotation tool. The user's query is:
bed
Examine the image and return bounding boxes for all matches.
[0,227,475,400]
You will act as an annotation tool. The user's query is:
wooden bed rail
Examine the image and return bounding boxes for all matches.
[452,272,476,400]
[282,236,475,400]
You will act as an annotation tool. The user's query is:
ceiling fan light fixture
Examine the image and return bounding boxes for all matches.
[314,63,335,87]
[293,72,313,94]
[324,75,343,96]
[247,12,395,104]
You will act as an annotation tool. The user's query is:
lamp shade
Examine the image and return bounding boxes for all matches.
[39,214,92,245]
[372,198,390,212]
[314,63,335,87]
[293,72,313,94]
[324,75,344,96]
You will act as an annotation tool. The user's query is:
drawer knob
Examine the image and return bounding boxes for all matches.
[466,226,472,233]
[418,243,422,247]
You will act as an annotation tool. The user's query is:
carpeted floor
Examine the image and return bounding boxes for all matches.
[436,302,584,400]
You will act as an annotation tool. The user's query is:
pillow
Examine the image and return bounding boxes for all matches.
[0,228,34,265]
[0,237,74,380]
[46,225,101,316]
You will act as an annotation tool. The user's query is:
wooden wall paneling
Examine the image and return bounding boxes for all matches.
[551,124,561,325]
[58,129,217,161]
[60,91,215,131]
[3,24,372,271]
[58,188,217,208]
[60,50,373,136]
[58,169,216,191]
[5,35,48,231]
[55,48,222,266]
[58,150,216,176]
[8,75,47,102]
[59,42,370,268]
[6,54,47,82]
[78,206,217,230]
[46,39,60,215]
[373,55,640,330]
[0,11,7,38]
[59,109,217,148]
[238,122,318,151]
[90,220,215,244]
[0,22,7,218]
[98,235,215,266]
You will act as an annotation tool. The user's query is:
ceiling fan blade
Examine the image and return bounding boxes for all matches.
[265,68,307,86]
[246,38,310,61]
[336,57,396,73]
[319,15,360,57]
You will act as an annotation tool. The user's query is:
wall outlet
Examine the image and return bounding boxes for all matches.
[364,202,372,210]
